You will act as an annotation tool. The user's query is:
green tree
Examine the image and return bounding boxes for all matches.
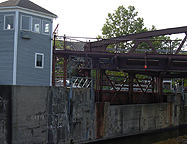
[98,5,150,49]
[53,39,70,50]
[100,5,147,38]
[98,5,181,53]
[98,5,183,86]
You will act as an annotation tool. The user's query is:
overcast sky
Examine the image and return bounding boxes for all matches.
[0,0,187,39]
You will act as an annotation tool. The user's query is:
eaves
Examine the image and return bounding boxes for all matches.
[0,6,57,20]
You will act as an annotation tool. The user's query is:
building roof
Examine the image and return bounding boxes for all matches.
[0,0,57,18]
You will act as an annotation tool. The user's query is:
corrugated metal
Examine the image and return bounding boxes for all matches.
[0,12,14,85]
[16,13,51,86]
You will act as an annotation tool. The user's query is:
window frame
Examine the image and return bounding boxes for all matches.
[42,20,51,35]
[21,15,32,31]
[35,53,44,69]
[4,14,14,30]
[32,18,41,33]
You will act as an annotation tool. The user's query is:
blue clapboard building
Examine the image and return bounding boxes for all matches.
[0,0,57,86]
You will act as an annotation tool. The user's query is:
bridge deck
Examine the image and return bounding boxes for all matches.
[53,26,187,104]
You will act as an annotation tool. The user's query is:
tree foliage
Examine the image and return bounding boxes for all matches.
[101,5,147,38]
[98,5,181,52]
[98,5,184,87]
[98,5,149,49]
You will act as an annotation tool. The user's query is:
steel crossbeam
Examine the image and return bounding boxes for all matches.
[52,26,187,104]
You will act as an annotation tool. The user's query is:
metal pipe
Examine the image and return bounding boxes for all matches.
[64,34,66,50]
[52,35,56,86]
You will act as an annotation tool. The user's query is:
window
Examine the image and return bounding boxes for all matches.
[4,15,14,30]
[32,18,40,33]
[35,53,44,68]
[42,20,50,35]
[21,15,31,31]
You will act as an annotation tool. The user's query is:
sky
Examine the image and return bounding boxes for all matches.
[0,0,187,40]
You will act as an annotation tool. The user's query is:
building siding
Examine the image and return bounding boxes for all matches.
[0,12,14,85]
[16,12,52,86]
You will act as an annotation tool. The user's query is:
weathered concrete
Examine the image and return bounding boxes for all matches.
[167,92,187,126]
[48,87,95,143]
[1,85,95,143]
[1,85,187,143]
[12,86,49,144]
[0,86,12,144]
[98,103,171,139]
[95,92,187,141]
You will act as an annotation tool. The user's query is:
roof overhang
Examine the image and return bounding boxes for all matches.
[0,6,57,19]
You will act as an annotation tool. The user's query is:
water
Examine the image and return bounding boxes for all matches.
[88,125,187,144]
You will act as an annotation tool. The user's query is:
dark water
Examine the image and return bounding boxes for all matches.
[88,125,187,144]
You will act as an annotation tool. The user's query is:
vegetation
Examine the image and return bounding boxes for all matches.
[97,5,187,87]
[98,5,181,53]
[54,5,187,87]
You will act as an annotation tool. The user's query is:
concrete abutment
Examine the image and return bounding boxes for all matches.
[0,85,186,143]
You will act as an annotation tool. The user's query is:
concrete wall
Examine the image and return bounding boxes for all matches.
[12,86,49,143]
[95,92,187,140]
[0,86,12,144]
[1,85,187,143]
[96,103,171,139]
[48,87,95,143]
[167,92,187,126]
[4,85,95,143]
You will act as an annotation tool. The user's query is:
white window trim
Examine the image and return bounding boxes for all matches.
[35,53,44,69]
[32,17,41,33]
[42,20,50,35]
[20,15,32,31]
[4,14,15,30]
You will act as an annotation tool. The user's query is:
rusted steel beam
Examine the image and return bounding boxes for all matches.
[104,72,128,104]
[128,39,158,54]
[137,79,154,104]
[129,73,134,104]
[152,76,155,102]
[89,26,187,49]
[158,76,163,102]
[95,69,100,102]
[174,34,187,54]
[128,40,141,53]
[135,76,144,93]
[146,40,158,54]
[52,35,57,86]
[104,72,116,91]
[54,50,187,60]
[99,70,104,102]
[63,58,67,86]
[119,76,129,91]
[63,34,66,50]
[54,49,187,77]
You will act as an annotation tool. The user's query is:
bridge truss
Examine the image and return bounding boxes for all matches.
[52,26,187,105]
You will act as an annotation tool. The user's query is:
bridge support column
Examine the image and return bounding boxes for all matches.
[158,76,163,102]
[95,69,100,102]
[63,58,67,86]
[152,76,155,103]
[99,70,104,102]
[129,73,134,104]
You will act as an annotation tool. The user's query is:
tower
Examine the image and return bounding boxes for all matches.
[0,0,57,86]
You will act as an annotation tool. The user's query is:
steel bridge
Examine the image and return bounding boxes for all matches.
[52,26,187,105]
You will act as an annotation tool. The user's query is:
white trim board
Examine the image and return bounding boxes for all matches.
[13,10,19,85]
